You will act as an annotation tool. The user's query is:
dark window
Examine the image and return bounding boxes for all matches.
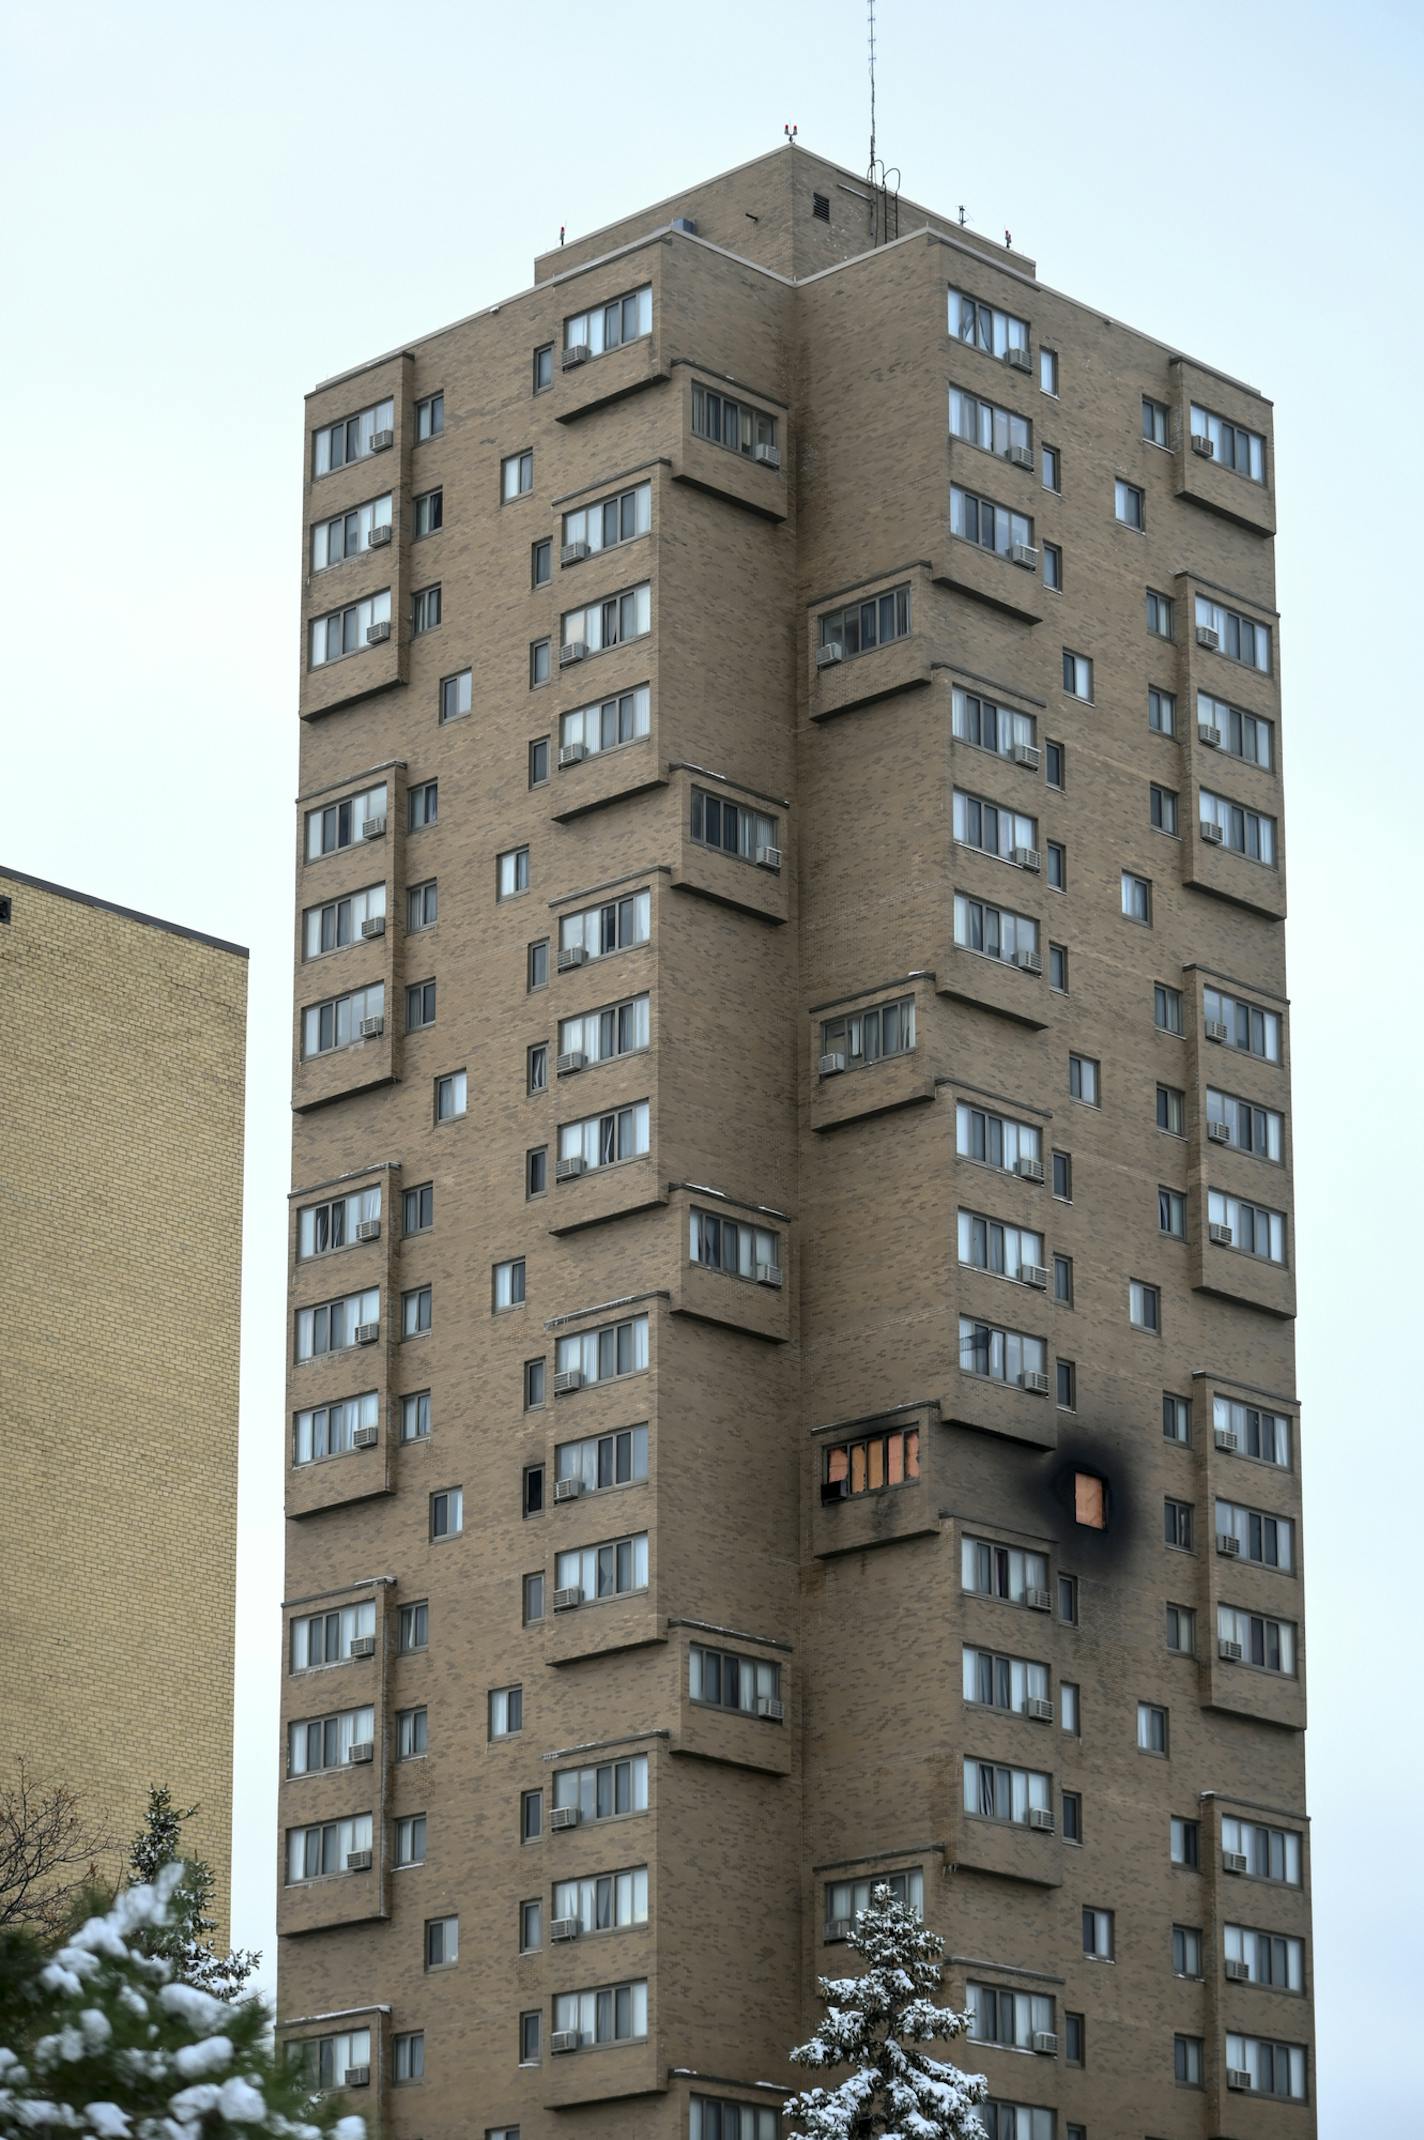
[529,737,550,787]
[1052,1150,1072,1201]
[526,1146,547,1198]
[528,939,549,990]
[1056,1359,1076,1410]
[1045,739,1065,789]
[1065,2013,1084,2065]
[520,1791,541,1843]
[524,1358,546,1409]
[533,345,554,394]
[812,191,830,221]
[1062,1790,1082,1843]
[532,538,552,587]
[530,639,550,687]
[527,1043,547,1093]
[523,1461,544,1517]
[1058,1574,1078,1624]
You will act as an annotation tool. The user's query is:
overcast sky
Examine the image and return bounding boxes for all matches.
[3,0,1419,2122]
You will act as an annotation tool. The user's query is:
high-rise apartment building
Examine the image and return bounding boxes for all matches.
[1,868,246,1935]
[278,145,1310,2138]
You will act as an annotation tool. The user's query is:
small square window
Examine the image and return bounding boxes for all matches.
[498,846,530,900]
[1156,1084,1184,1136]
[523,1462,544,1516]
[1043,542,1062,592]
[520,1790,542,1844]
[1083,1906,1114,1960]
[520,1897,543,1951]
[530,638,551,687]
[1146,589,1174,639]
[489,1684,523,1739]
[1040,349,1059,396]
[408,879,438,932]
[523,1572,545,1626]
[402,1391,431,1442]
[528,736,550,787]
[1053,1253,1074,1304]
[430,1485,462,1538]
[502,449,534,502]
[527,1043,548,1094]
[395,1812,426,1863]
[1171,1816,1200,1869]
[1064,2013,1084,2066]
[393,2029,425,2083]
[519,2008,542,2063]
[1068,1053,1099,1106]
[1058,1576,1078,1630]
[397,1706,428,1759]
[1150,785,1179,835]
[1052,1149,1072,1201]
[1060,1682,1080,1733]
[1137,1700,1169,1755]
[1158,1187,1186,1238]
[404,1182,434,1235]
[1045,738,1065,789]
[435,1070,467,1122]
[1174,2034,1203,2087]
[440,669,472,723]
[1149,687,1176,735]
[1172,1923,1203,1978]
[1154,982,1183,1032]
[1074,1473,1107,1529]
[1114,479,1145,528]
[402,1285,432,1338]
[1062,1789,1082,1843]
[416,392,444,441]
[528,939,549,991]
[493,1258,526,1311]
[1164,1497,1194,1551]
[1142,396,1170,447]
[414,488,443,539]
[412,584,442,635]
[524,1358,546,1409]
[533,345,554,394]
[526,1145,548,1198]
[812,190,831,222]
[1122,871,1152,924]
[1166,1604,1196,1655]
[408,779,438,829]
[1162,1392,1191,1443]
[406,979,436,1032]
[1129,1279,1160,1332]
[1042,444,1062,493]
[1056,1359,1076,1411]
[1049,943,1068,993]
[532,538,552,587]
[425,1914,459,1969]
[1046,840,1066,889]
[1062,650,1092,700]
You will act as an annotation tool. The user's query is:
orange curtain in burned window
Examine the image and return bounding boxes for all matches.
[1074,1472,1107,1528]
[825,1427,921,1495]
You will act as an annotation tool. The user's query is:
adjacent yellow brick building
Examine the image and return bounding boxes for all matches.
[0,867,247,1937]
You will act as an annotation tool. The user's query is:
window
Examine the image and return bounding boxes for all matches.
[1073,1471,1107,1528]
[957,1209,1046,1283]
[1196,593,1271,671]
[311,491,393,570]
[960,1536,1048,1605]
[429,1487,462,1540]
[289,1600,375,1670]
[493,1258,526,1311]
[558,888,651,963]
[561,581,652,659]
[313,398,394,476]
[556,1424,649,1496]
[691,787,778,864]
[1224,1923,1306,1992]
[519,2009,541,2063]
[1174,2035,1203,2088]
[1064,2013,1084,2065]
[435,1068,467,1121]
[1056,1359,1076,1411]
[309,590,391,668]
[425,1914,459,1969]
[1061,650,1092,699]
[1166,1604,1196,1655]
[402,1285,432,1338]
[558,993,650,1069]
[1219,1604,1297,1674]
[404,882,438,938]
[1204,986,1281,1061]
[822,996,915,1069]
[293,1391,378,1466]
[502,449,534,501]
[1115,479,1144,528]
[948,288,1029,358]
[824,1869,924,1936]
[552,1754,649,1824]
[690,1644,782,1716]
[1039,348,1058,394]
[1137,1701,1168,1755]
[963,1756,1051,1826]
[1164,1498,1193,1551]
[302,883,387,961]
[1227,2035,1308,2101]
[959,1315,1047,1389]
[552,1980,648,2049]
[416,392,444,441]
[534,343,553,392]
[812,190,831,220]
[951,686,1036,759]
[1053,1254,1073,1304]
[522,938,549,994]
[390,1709,426,1765]
[953,789,1037,863]
[1216,1497,1295,1570]
[1041,444,1061,493]
[1045,739,1064,788]
[527,1043,548,1093]
[961,1647,1049,1715]
[953,893,1038,966]
[287,1703,375,1775]
[530,638,550,687]
[532,538,552,587]
[523,1463,545,1518]
[526,1145,548,1197]
[1067,1054,1099,1105]
[966,1984,1054,2053]
[1209,1189,1287,1263]
[1190,403,1266,482]
[1048,944,1067,992]
[563,281,654,358]
[285,1814,372,1884]
[437,667,471,724]
[401,1391,431,1443]
[558,1101,650,1174]
[1200,788,1277,864]
[950,484,1033,558]
[955,1101,1042,1176]
[1060,1682,1079,1734]
[1198,689,1272,767]
[949,387,1031,459]
[519,1790,543,1844]
[408,780,438,830]
[1162,1393,1191,1443]
[297,1185,381,1258]
[555,1313,649,1387]
[305,782,386,859]
[1083,1907,1114,1960]
[390,2031,425,2087]
[1130,1280,1160,1332]
[398,1601,428,1653]
[1142,396,1170,446]
[1146,589,1174,639]
[690,380,779,461]
[1224,1815,1302,1884]
[411,585,442,635]
[519,1899,543,1957]
[290,2028,373,2093]
[823,1425,920,1501]
[489,1685,523,1739]
[528,736,549,786]
[413,487,443,539]
[521,1574,544,1631]
[690,1208,779,1281]
[1154,981,1182,1032]
[1215,1394,1291,1467]
[294,1287,379,1362]
[1061,1798,1080,1852]
[1121,871,1151,924]
[524,1358,547,1411]
[562,481,652,559]
[405,980,436,1033]
[1172,1924,1202,1979]
[1148,686,1176,735]
[555,1530,649,1604]
[497,846,530,900]
[1156,1084,1184,1135]
[562,683,651,759]
[1042,542,1062,591]
[1158,1188,1186,1238]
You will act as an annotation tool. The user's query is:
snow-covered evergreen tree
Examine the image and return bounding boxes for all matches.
[783,1883,988,2140]
[126,1788,259,2001]
[0,1863,364,2138]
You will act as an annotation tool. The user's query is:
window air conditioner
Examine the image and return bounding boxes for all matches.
[358,1014,385,1039]
[815,642,844,668]
[557,945,588,970]
[819,1052,847,1077]
[550,1917,581,1942]
[753,442,781,470]
[550,1806,580,1829]
[1025,1696,1054,1722]
[821,1477,851,1504]
[1014,1156,1045,1182]
[360,813,387,839]
[1005,443,1034,469]
[1207,1120,1231,1143]
[556,1050,587,1076]
[755,1262,784,1289]
[1025,1586,1053,1612]
[1203,1018,1229,1043]
[345,1848,372,1871]
[1012,845,1041,872]
[553,1369,584,1395]
[559,741,588,767]
[1020,1370,1051,1395]
[1191,434,1215,457]
[559,641,587,665]
[1225,1959,1251,1981]
[1010,542,1039,570]
[347,1741,374,1764]
[1014,948,1042,974]
[555,1155,587,1181]
[1218,1638,1244,1662]
[551,2031,582,2055]
[1200,819,1224,845]
[1222,1850,1248,1874]
[367,523,393,548]
[756,1696,785,1721]
[1026,1808,1055,1832]
[343,2066,371,2088]
[1208,1222,1234,1246]
[354,1322,380,1345]
[1214,1427,1239,1452]
[1197,723,1222,748]
[365,621,391,645]
[1002,345,1032,373]
[349,1634,377,1658]
[1216,1533,1241,1558]
[369,429,394,452]
[360,915,386,939]
[1011,742,1041,768]
[561,540,591,566]
[1195,625,1220,649]
[1226,2069,1253,2092]
[826,1917,853,1942]
[755,845,782,872]
[1030,2030,1059,2056]
[553,1586,584,1612]
[352,1425,379,1450]
[562,343,591,369]
[356,1217,381,1240]
[553,1476,583,1502]
[1019,1263,1050,1290]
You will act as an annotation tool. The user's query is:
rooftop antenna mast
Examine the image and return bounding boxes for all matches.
[866,0,900,248]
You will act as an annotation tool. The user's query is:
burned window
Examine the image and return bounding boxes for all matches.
[1074,1473,1108,1529]
[823,1426,920,1503]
